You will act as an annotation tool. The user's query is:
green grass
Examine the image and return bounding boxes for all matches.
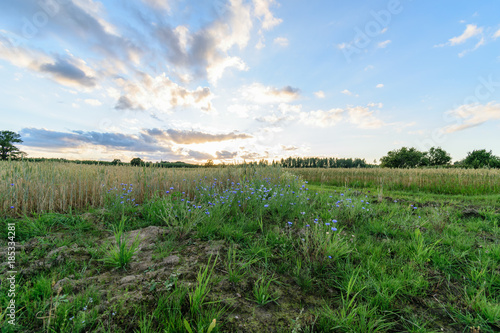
[1,164,499,332]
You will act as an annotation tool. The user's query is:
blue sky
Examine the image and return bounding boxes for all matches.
[1,0,499,163]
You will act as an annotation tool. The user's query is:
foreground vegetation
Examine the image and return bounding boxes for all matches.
[0,163,499,332]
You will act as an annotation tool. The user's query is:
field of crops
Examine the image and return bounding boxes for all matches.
[293,167,500,195]
[0,161,279,216]
[1,161,499,332]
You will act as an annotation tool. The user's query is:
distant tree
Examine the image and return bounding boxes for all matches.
[204,159,215,167]
[427,147,452,166]
[462,149,500,168]
[0,131,25,160]
[111,159,121,165]
[130,157,143,166]
[380,147,426,168]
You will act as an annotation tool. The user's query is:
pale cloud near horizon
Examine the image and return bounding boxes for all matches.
[299,108,344,128]
[347,106,385,129]
[376,84,384,88]
[443,102,500,133]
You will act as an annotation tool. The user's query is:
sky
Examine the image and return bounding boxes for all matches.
[1,0,499,164]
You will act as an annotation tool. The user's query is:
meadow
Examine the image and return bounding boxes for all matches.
[0,161,499,332]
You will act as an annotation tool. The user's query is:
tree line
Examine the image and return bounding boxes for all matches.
[379,146,500,169]
[1,130,499,169]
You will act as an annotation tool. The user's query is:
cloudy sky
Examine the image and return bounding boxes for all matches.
[1,0,499,164]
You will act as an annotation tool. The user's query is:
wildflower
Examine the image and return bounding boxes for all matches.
[328,256,332,259]
[10,183,14,186]
[70,317,74,321]
[287,222,292,225]
[10,206,14,209]
[331,227,337,231]
[264,204,269,208]
[306,224,310,227]
[332,219,337,223]
[413,207,418,209]
[325,223,330,226]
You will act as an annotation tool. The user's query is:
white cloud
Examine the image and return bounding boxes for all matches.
[376,84,384,88]
[443,102,500,133]
[278,103,302,115]
[227,104,257,118]
[253,0,283,30]
[115,73,214,113]
[377,40,391,48]
[494,28,500,39]
[273,37,289,47]
[341,89,354,96]
[242,83,300,104]
[140,0,170,10]
[367,102,383,108]
[435,24,486,56]
[84,99,102,106]
[449,24,483,45]
[299,109,344,128]
[364,65,374,71]
[347,106,385,129]
[314,90,325,98]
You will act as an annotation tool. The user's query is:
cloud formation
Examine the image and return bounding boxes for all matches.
[377,40,391,48]
[216,150,238,159]
[314,90,325,98]
[253,0,282,30]
[114,73,214,113]
[299,108,344,128]
[242,83,300,103]
[273,37,289,46]
[40,57,96,87]
[443,102,500,133]
[435,24,487,57]
[145,128,252,144]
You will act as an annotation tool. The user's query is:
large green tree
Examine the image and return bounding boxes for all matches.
[0,131,25,160]
[380,147,426,168]
[130,157,144,166]
[461,149,500,168]
[427,147,452,166]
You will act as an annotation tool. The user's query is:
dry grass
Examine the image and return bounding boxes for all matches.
[292,167,500,195]
[0,161,276,215]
